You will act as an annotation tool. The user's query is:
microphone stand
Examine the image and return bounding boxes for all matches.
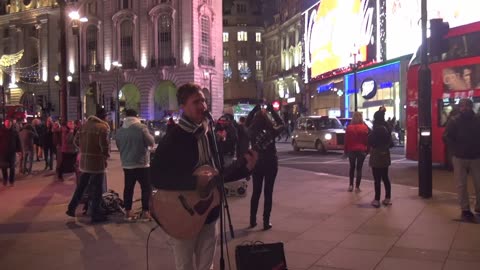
[206,115,235,270]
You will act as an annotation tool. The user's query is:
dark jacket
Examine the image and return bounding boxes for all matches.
[245,105,284,163]
[42,125,54,148]
[368,123,392,168]
[236,124,250,159]
[19,125,37,152]
[150,124,250,223]
[0,127,20,165]
[443,111,480,159]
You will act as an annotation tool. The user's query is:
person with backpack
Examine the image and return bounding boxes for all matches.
[368,110,393,208]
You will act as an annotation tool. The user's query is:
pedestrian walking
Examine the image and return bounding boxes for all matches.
[443,98,480,221]
[246,103,285,230]
[57,120,77,181]
[32,118,44,161]
[344,112,369,192]
[115,109,155,221]
[66,108,110,223]
[368,110,393,208]
[42,117,55,170]
[19,124,37,175]
[0,120,20,187]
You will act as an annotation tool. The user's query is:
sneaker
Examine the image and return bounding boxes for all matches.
[382,199,392,206]
[371,200,380,208]
[348,185,353,192]
[137,211,152,222]
[461,210,475,220]
[263,222,273,230]
[355,187,361,192]
[124,211,136,221]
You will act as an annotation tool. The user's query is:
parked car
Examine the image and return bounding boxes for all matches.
[291,116,345,153]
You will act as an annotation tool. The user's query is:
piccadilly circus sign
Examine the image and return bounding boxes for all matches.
[303,0,376,82]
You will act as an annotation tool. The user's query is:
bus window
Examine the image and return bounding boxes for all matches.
[439,97,480,127]
[444,32,480,61]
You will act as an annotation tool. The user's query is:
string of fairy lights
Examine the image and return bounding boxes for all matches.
[1,62,44,85]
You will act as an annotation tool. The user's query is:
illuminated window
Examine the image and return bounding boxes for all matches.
[256,49,262,56]
[158,14,173,61]
[237,31,248,42]
[238,61,248,71]
[223,62,230,70]
[200,15,210,59]
[86,25,98,68]
[223,49,229,57]
[256,61,262,71]
[223,32,229,42]
[256,32,262,42]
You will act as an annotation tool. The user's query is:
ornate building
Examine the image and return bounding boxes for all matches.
[1,0,224,122]
[0,0,61,116]
[263,0,304,117]
[222,0,264,109]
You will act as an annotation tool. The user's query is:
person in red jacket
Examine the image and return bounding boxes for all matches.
[344,112,369,192]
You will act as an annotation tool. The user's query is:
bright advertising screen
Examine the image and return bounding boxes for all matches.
[304,0,376,82]
[386,0,479,60]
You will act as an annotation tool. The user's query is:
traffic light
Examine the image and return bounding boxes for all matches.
[429,18,449,60]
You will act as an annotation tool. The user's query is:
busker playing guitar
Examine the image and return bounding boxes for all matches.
[150,83,258,270]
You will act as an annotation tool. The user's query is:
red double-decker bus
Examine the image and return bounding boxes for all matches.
[406,21,480,166]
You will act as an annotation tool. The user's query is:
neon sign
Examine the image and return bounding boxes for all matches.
[304,0,376,82]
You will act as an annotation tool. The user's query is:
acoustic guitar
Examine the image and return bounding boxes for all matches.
[150,129,274,239]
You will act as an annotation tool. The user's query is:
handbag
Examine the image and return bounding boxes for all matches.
[235,241,288,270]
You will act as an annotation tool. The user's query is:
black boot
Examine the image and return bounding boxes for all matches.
[249,216,257,228]
[263,216,272,230]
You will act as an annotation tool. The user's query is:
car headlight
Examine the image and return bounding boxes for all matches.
[324,133,332,140]
[154,131,160,136]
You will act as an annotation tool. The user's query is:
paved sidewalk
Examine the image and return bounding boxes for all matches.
[1,153,480,270]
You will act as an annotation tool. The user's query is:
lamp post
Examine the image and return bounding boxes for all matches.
[112,61,122,130]
[350,45,360,112]
[57,0,68,121]
[69,11,88,120]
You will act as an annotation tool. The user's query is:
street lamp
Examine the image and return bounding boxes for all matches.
[350,45,360,112]
[69,10,88,120]
[112,61,122,130]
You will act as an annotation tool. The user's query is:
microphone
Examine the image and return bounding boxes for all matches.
[203,110,214,121]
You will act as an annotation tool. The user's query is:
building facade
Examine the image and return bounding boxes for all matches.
[72,0,224,123]
[0,0,61,117]
[222,0,264,110]
[263,0,304,121]
[1,0,224,123]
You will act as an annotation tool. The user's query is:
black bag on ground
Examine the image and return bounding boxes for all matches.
[235,241,287,270]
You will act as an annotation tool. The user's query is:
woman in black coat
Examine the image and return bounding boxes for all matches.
[246,104,284,230]
[368,110,393,208]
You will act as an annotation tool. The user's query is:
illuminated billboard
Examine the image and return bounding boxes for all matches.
[386,0,480,60]
[303,0,377,82]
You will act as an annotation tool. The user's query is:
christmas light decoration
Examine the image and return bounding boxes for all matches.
[0,50,24,67]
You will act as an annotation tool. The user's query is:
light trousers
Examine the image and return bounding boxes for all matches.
[453,157,480,211]
[167,221,217,270]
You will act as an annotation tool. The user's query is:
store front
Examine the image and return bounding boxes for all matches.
[344,60,407,123]
[308,77,345,117]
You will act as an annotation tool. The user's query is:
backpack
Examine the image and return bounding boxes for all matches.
[100,189,125,214]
